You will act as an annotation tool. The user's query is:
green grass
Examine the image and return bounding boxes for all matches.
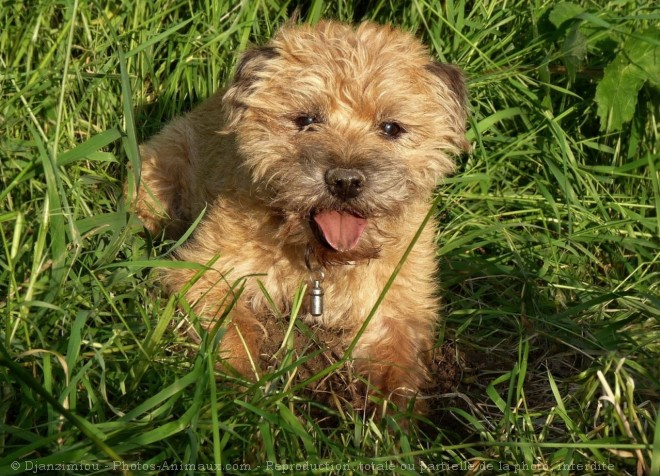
[1,0,658,475]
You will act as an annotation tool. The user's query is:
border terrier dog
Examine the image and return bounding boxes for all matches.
[131,20,468,412]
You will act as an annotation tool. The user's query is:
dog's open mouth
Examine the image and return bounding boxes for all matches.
[311,210,368,252]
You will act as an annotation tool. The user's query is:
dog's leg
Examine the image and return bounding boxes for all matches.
[130,118,201,237]
[351,243,439,415]
[212,304,264,379]
[160,248,264,379]
[353,313,434,414]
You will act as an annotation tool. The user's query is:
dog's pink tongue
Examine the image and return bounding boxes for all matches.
[313,211,367,252]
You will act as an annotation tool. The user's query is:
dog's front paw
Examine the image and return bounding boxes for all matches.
[354,357,428,416]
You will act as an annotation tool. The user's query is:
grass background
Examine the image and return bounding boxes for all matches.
[1,0,658,474]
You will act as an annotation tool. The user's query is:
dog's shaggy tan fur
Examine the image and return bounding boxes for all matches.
[131,20,468,411]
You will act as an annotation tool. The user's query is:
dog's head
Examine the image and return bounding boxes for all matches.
[223,21,468,262]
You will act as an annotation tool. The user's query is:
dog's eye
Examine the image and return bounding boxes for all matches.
[294,115,320,130]
[380,122,404,139]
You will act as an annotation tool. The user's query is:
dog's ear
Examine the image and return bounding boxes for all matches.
[426,63,467,108]
[425,62,470,151]
[234,46,279,84]
[223,46,279,127]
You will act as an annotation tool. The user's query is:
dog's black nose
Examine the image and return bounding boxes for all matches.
[325,168,365,200]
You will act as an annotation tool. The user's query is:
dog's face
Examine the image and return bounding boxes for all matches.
[223,21,468,262]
